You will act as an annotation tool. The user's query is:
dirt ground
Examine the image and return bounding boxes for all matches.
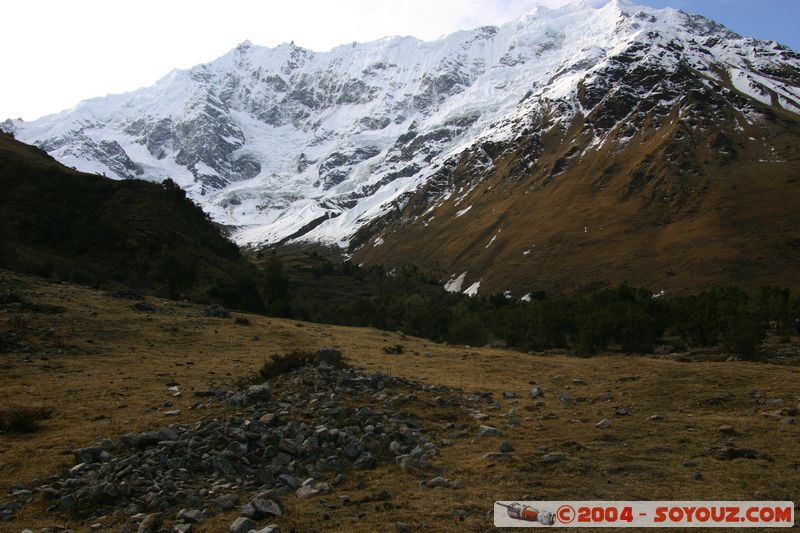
[1,269,798,532]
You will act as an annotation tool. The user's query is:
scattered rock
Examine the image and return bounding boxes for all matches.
[251,498,282,518]
[109,289,143,300]
[176,509,204,524]
[296,485,321,498]
[540,452,567,464]
[596,419,612,429]
[229,516,256,533]
[530,385,544,399]
[499,441,515,453]
[713,445,759,461]
[202,304,232,318]
[483,452,514,461]
[132,300,160,313]
[479,425,502,437]
[252,526,281,533]
[74,445,110,465]
[229,383,272,407]
[422,476,462,488]
[259,413,278,425]
[398,455,430,473]
[137,512,163,533]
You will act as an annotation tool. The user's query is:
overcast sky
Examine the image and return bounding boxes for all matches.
[2,0,798,121]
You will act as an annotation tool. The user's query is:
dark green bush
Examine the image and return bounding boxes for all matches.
[448,313,489,346]
[259,351,316,380]
[0,406,53,433]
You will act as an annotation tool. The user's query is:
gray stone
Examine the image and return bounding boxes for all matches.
[211,494,240,511]
[423,475,461,488]
[177,509,204,524]
[499,441,515,453]
[343,440,364,459]
[596,419,612,429]
[74,446,106,464]
[58,494,76,511]
[137,513,164,533]
[296,485,321,498]
[398,454,430,473]
[540,452,567,464]
[479,425,502,437]
[277,474,301,490]
[229,517,256,533]
[354,451,375,470]
[482,452,514,460]
[278,439,299,455]
[251,497,282,517]
[530,385,544,399]
[252,526,281,533]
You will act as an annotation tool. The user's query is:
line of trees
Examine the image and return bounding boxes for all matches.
[267,256,799,358]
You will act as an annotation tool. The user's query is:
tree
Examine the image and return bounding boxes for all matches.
[155,249,197,299]
[262,254,291,316]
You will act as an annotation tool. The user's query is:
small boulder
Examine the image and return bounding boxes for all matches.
[316,347,343,367]
[202,304,232,318]
[540,452,567,464]
[229,517,256,533]
[479,425,502,437]
[137,513,164,533]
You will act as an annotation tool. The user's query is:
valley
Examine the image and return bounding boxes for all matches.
[1,1,800,531]
[1,270,799,531]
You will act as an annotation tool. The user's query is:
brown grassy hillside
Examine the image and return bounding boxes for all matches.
[354,74,800,297]
[1,270,799,531]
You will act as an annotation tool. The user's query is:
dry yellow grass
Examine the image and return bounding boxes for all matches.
[1,269,799,532]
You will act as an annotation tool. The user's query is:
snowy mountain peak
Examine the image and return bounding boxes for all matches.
[5,2,800,251]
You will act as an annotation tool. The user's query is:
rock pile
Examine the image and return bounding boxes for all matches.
[8,351,464,531]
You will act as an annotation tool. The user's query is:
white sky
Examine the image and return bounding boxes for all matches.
[0,0,597,121]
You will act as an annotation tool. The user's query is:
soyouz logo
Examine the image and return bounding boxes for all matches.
[493,501,795,528]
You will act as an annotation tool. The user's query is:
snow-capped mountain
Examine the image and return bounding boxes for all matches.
[5,0,800,294]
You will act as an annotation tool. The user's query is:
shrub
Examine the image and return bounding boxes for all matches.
[259,351,316,380]
[448,314,489,347]
[383,344,404,354]
[0,406,53,433]
[718,314,766,357]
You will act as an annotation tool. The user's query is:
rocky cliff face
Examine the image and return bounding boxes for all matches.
[5,0,800,295]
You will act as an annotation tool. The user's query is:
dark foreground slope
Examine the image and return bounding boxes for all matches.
[0,132,262,309]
